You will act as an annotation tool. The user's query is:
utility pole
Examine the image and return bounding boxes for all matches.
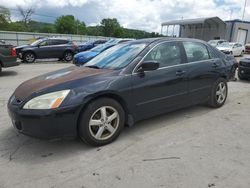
[242,0,247,21]
[230,9,233,20]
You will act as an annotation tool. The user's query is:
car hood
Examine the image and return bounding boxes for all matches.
[217,47,232,51]
[15,44,30,50]
[75,51,98,59]
[13,66,112,101]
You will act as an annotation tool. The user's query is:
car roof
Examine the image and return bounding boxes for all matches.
[124,37,208,46]
[45,38,70,41]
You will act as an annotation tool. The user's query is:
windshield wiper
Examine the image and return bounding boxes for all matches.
[85,65,100,69]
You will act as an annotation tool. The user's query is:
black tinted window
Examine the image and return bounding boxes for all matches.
[39,40,50,46]
[183,42,210,62]
[144,42,182,68]
[51,40,68,45]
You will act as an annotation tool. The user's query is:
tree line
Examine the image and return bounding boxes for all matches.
[0,6,162,39]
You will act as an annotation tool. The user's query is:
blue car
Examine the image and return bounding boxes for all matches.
[73,39,133,66]
[77,40,107,52]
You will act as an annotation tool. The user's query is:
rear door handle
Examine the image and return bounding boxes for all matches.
[176,70,186,76]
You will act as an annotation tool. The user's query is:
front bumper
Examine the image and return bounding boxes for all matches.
[73,58,86,66]
[8,102,82,139]
[238,66,250,78]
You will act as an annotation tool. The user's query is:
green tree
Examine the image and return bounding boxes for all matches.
[7,22,26,31]
[0,6,10,30]
[101,18,122,37]
[55,15,76,34]
[55,15,87,34]
[75,19,87,35]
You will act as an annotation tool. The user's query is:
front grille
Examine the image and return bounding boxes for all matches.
[240,59,250,67]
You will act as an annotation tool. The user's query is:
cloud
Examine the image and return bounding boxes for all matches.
[0,0,249,32]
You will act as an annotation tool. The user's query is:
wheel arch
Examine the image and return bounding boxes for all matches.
[77,92,132,132]
[23,50,37,58]
[63,49,74,55]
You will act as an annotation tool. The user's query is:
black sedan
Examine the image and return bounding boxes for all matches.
[8,38,236,146]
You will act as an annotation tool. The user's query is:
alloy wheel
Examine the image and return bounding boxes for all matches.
[216,82,227,104]
[25,53,35,63]
[88,106,119,141]
[64,52,73,61]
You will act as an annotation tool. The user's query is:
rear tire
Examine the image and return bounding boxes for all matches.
[23,52,36,63]
[0,64,2,73]
[208,78,228,108]
[63,51,73,62]
[78,98,125,146]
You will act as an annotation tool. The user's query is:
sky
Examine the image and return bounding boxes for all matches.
[0,0,249,33]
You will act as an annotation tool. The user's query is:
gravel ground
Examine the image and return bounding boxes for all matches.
[0,61,250,188]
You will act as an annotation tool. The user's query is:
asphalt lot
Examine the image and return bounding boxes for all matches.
[0,60,250,188]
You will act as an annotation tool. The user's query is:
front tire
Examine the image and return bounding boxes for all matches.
[23,52,36,63]
[78,98,125,146]
[208,78,228,108]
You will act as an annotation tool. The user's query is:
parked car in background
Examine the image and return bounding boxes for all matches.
[0,40,19,73]
[217,42,245,56]
[245,43,250,53]
[15,38,78,63]
[73,39,133,66]
[9,38,234,146]
[208,39,228,47]
[238,58,250,80]
[77,40,107,52]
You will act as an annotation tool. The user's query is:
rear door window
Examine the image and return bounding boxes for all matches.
[183,42,210,63]
[51,40,68,45]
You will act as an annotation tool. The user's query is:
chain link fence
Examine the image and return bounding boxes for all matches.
[0,30,110,46]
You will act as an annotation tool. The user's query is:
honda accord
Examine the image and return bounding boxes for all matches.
[8,38,236,146]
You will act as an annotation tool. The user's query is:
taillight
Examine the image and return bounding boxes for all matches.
[11,48,17,57]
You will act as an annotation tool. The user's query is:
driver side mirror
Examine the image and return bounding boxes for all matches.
[137,61,159,72]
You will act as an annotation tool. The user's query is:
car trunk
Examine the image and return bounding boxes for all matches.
[0,44,16,57]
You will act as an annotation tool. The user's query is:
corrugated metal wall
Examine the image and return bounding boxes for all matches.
[0,31,110,46]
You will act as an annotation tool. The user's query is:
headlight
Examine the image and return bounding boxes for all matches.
[23,90,70,109]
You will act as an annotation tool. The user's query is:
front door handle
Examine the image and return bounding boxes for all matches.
[212,62,220,68]
[176,70,186,76]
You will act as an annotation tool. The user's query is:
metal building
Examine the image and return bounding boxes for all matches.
[161,17,250,44]
[161,17,227,41]
[225,19,250,45]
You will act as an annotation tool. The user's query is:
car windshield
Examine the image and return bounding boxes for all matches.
[30,39,45,46]
[208,40,217,45]
[106,39,118,44]
[218,42,233,47]
[90,44,108,52]
[84,43,146,70]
